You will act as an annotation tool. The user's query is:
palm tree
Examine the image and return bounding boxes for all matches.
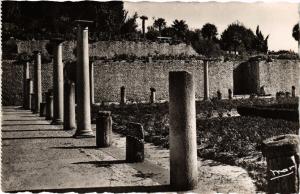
[140,15,148,38]
[153,18,166,33]
[171,19,188,41]
[201,23,217,40]
[254,25,269,53]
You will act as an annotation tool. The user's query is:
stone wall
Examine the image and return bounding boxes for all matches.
[93,60,234,102]
[15,40,198,60]
[2,58,299,106]
[2,60,53,106]
[259,60,300,95]
[2,59,234,105]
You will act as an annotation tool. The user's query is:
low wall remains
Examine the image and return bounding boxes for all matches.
[2,58,299,106]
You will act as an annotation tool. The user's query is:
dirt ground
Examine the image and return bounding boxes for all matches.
[1,106,256,193]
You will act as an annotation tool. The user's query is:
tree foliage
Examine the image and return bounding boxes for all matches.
[171,19,189,41]
[2,1,137,41]
[153,18,166,33]
[253,26,269,53]
[191,28,223,58]
[201,23,218,40]
[292,23,299,41]
[220,22,256,54]
[220,22,269,54]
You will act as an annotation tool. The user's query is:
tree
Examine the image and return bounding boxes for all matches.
[292,23,299,41]
[2,1,128,41]
[153,18,166,33]
[220,21,256,54]
[146,26,160,41]
[120,12,138,36]
[253,25,269,53]
[171,19,189,41]
[161,27,175,38]
[191,29,223,58]
[201,23,217,40]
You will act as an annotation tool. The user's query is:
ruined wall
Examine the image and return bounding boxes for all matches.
[2,60,53,106]
[2,60,233,105]
[259,60,300,95]
[3,58,299,106]
[15,40,199,60]
[93,60,234,102]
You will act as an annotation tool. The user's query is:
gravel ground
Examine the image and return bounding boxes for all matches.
[1,106,256,193]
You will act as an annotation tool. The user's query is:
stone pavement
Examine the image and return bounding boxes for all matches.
[1,106,256,193]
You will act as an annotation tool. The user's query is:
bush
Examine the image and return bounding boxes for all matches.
[237,106,298,121]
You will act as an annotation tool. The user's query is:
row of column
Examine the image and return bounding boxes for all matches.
[22,21,95,138]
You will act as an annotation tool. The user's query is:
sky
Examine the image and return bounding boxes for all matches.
[124,2,299,51]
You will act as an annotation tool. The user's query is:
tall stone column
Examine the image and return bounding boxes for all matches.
[23,62,30,109]
[150,87,156,103]
[90,62,95,105]
[298,4,300,57]
[26,79,33,110]
[120,86,126,105]
[74,20,94,137]
[64,81,76,130]
[51,39,64,125]
[33,51,42,113]
[169,71,198,190]
[46,90,54,120]
[203,60,209,101]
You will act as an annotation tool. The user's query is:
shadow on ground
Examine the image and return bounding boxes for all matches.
[5,185,172,193]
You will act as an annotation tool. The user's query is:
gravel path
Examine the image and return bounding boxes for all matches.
[1,106,256,193]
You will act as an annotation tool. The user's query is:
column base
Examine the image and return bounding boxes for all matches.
[63,127,76,131]
[73,130,95,138]
[45,117,53,120]
[51,119,63,125]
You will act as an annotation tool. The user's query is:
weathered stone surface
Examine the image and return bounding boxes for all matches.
[96,111,112,147]
[64,81,76,130]
[3,59,299,105]
[52,42,64,125]
[15,40,199,60]
[33,52,42,114]
[73,24,94,137]
[262,134,300,194]
[126,122,145,163]
[169,71,198,190]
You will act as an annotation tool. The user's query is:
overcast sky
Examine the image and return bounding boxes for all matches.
[124,2,299,51]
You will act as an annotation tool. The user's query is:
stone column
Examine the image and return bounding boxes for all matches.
[126,122,144,163]
[23,62,30,108]
[64,81,76,130]
[298,4,300,57]
[31,94,35,112]
[96,111,112,147]
[203,60,209,101]
[120,86,126,105]
[169,71,198,190]
[46,90,54,120]
[262,134,300,194]
[51,39,64,125]
[33,51,42,113]
[40,102,46,117]
[74,20,94,137]
[26,79,33,110]
[90,62,95,105]
[292,86,296,97]
[228,89,233,100]
[150,87,156,103]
